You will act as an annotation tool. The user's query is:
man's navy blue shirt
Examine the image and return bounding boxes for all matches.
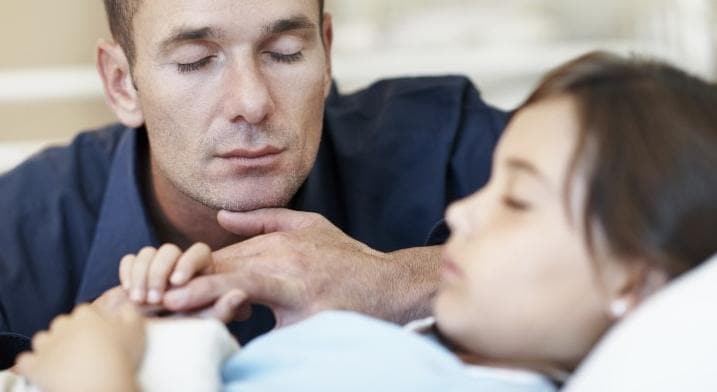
[0,76,506,366]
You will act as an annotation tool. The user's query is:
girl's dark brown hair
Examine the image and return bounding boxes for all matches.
[519,51,717,276]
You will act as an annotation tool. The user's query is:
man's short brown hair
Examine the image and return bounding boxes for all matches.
[103,0,141,65]
[103,0,326,66]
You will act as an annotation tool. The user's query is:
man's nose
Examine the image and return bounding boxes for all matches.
[222,59,276,125]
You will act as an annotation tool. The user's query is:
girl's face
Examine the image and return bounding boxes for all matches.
[434,96,635,370]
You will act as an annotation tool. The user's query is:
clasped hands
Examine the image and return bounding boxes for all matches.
[15,208,437,390]
[99,208,396,328]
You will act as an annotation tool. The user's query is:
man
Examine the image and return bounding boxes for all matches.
[0,0,505,366]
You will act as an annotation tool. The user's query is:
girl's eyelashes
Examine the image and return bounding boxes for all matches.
[502,195,531,211]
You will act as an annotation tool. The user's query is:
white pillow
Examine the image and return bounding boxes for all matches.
[564,254,717,392]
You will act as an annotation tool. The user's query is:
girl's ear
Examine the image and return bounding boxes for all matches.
[605,262,669,321]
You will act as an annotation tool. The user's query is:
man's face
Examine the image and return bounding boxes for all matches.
[131,0,331,211]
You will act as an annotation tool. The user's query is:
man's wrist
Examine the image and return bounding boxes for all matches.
[383,245,443,324]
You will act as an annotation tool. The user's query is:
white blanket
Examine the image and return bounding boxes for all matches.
[0,318,239,392]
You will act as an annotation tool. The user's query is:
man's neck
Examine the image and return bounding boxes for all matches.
[142,157,240,251]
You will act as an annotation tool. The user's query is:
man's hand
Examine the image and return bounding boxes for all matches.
[14,304,145,392]
[162,209,443,327]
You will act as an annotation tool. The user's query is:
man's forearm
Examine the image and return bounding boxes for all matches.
[384,245,443,324]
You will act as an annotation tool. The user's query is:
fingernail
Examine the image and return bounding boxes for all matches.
[131,289,144,302]
[170,272,186,285]
[147,290,161,304]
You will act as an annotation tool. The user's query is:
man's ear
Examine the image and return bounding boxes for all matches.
[321,12,334,99]
[605,261,669,321]
[96,39,144,128]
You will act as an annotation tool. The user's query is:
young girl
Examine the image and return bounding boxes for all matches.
[8,51,717,391]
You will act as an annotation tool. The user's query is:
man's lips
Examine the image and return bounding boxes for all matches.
[217,146,284,159]
[215,146,285,170]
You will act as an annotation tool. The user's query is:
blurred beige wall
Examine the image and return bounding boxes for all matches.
[0,1,115,142]
[0,1,108,68]
[1,0,714,150]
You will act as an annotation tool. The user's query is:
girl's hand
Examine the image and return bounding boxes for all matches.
[14,304,145,392]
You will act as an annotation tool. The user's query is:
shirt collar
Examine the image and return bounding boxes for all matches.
[76,128,159,303]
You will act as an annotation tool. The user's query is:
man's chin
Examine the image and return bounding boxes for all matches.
[191,186,298,213]
[177,172,306,213]
[194,197,287,213]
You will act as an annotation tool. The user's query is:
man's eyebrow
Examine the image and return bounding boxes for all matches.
[264,15,317,35]
[159,27,223,52]
[506,158,551,186]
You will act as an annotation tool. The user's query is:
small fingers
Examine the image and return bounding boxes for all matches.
[72,304,99,320]
[31,331,51,352]
[93,286,131,315]
[129,247,157,303]
[171,242,212,286]
[124,243,212,305]
[13,352,37,376]
[119,254,135,291]
[48,313,71,334]
[146,244,183,304]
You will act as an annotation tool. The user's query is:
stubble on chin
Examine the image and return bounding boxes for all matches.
[177,171,306,213]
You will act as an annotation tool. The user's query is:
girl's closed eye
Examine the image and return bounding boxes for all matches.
[502,195,531,211]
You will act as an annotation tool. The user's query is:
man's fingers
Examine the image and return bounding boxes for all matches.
[130,247,157,303]
[163,265,303,312]
[211,236,270,272]
[171,242,213,285]
[146,244,182,304]
[162,274,230,311]
[234,302,254,322]
[217,208,322,237]
[197,289,248,323]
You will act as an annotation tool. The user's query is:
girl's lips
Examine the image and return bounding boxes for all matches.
[440,254,464,282]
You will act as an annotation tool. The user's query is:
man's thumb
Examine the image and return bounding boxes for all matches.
[217,208,320,237]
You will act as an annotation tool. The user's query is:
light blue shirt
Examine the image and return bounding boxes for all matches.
[222,311,557,392]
